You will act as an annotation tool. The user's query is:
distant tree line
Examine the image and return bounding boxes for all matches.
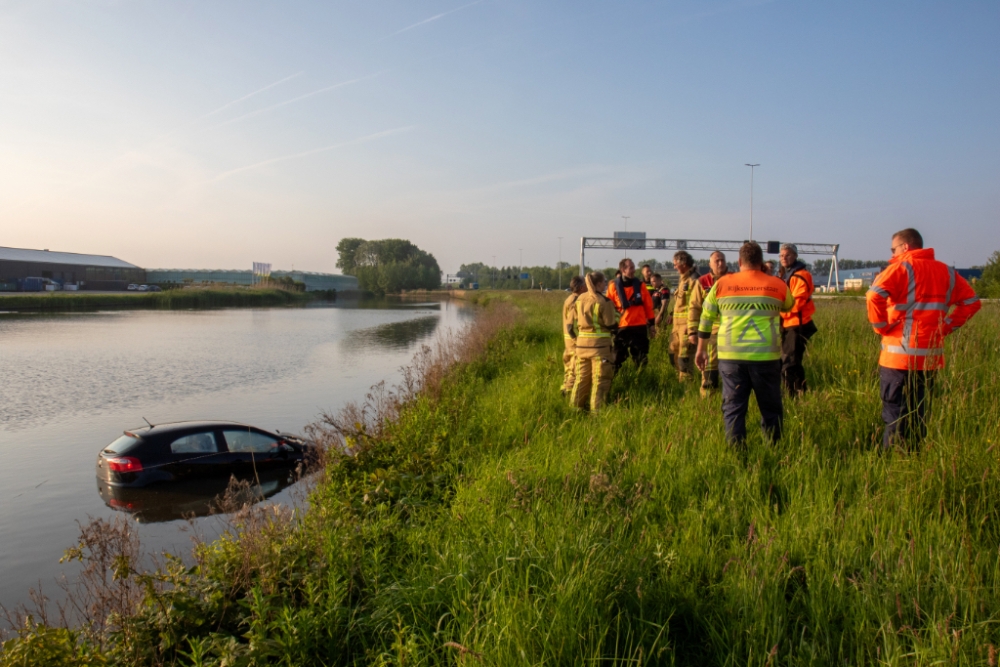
[974,250,1000,298]
[336,238,441,294]
[812,259,887,275]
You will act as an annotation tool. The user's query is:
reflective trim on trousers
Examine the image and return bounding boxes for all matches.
[872,321,889,329]
[882,344,944,357]
[578,332,612,339]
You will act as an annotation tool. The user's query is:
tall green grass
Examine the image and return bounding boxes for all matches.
[3,295,998,666]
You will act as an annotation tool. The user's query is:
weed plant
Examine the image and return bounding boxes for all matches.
[2,295,999,666]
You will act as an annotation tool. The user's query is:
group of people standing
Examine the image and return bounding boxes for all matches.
[560,229,981,450]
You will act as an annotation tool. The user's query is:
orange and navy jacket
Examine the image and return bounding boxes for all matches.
[780,262,816,329]
[607,277,655,328]
[866,248,981,371]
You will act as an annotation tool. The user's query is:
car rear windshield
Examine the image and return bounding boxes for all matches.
[104,434,140,454]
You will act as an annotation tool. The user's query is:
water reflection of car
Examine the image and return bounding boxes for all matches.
[98,471,296,523]
[95,421,317,489]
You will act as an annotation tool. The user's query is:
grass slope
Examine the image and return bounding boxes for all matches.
[4,294,999,666]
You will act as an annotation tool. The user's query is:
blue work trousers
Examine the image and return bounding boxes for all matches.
[880,366,934,449]
[719,359,783,444]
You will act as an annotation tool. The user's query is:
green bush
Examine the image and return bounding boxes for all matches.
[975,250,1000,298]
[336,238,441,294]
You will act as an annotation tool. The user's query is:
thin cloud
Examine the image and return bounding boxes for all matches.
[212,126,416,181]
[214,72,386,128]
[384,0,483,39]
[200,72,304,120]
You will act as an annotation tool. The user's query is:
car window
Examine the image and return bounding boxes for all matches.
[104,434,140,454]
[170,432,219,454]
[223,430,278,454]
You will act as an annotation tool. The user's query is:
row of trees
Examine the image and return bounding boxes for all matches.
[975,251,1000,298]
[336,238,441,295]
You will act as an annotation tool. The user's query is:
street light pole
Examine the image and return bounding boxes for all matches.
[491,255,496,289]
[744,163,759,241]
[519,248,523,290]
[557,237,563,290]
[621,216,630,257]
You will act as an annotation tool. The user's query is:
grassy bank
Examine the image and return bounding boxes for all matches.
[0,288,331,312]
[4,294,1000,665]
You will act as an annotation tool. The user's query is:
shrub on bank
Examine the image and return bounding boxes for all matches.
[3,295,999,665]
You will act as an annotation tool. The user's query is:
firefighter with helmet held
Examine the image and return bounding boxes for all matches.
[560,275,587,395]
[571,272,619,411]
[866,228,981,449]
[689,250,728,396]
[669,250,705,381]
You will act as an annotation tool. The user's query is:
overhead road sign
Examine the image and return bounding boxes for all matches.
[579,237,842,292]
[613,231,646,250]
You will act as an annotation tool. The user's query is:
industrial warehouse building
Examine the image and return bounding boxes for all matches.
[0,246,145,291]
[0,246,358,292]
[145,269,358,291]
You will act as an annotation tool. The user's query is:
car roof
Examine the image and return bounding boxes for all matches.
[126,421,269,438]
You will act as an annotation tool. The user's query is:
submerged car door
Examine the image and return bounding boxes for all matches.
[220,429,285,478]
[166,430,229,480]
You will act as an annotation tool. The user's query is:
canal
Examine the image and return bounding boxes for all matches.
[0,297,473,610]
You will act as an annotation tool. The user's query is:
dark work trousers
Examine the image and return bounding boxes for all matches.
[780,325,809,395]
[880,366,935,449]
[702,370,720,391]
[719,359,783,444]
[614,326,649,370]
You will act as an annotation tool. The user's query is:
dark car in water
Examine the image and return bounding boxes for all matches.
[98,471,298,523]
[95,421,317,489]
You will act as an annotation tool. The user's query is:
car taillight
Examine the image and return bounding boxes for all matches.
[106,457,143,473]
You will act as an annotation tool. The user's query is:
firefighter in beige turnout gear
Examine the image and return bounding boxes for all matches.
[691,251,728,397]
[561,276,587,394]
[570,272,619,411]
[668,251,705,381]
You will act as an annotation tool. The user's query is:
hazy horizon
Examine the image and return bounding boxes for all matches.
[2,1,997,273]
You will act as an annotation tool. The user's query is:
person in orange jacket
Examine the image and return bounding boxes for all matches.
[606,257,655,370]
[778,244,817,395]
[866,228,981,449]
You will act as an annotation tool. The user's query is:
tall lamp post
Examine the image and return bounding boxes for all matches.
[744,163,760,241]
[621,215,630,257]
[557,237,563,290]
[519,248,523,290]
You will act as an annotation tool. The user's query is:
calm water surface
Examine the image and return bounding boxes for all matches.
[0,298,472,609]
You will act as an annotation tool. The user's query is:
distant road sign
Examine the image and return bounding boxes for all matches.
[520,272,530,280]
[613,231,646,250]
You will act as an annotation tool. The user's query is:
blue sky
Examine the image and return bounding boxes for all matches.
[1,1,997,272]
